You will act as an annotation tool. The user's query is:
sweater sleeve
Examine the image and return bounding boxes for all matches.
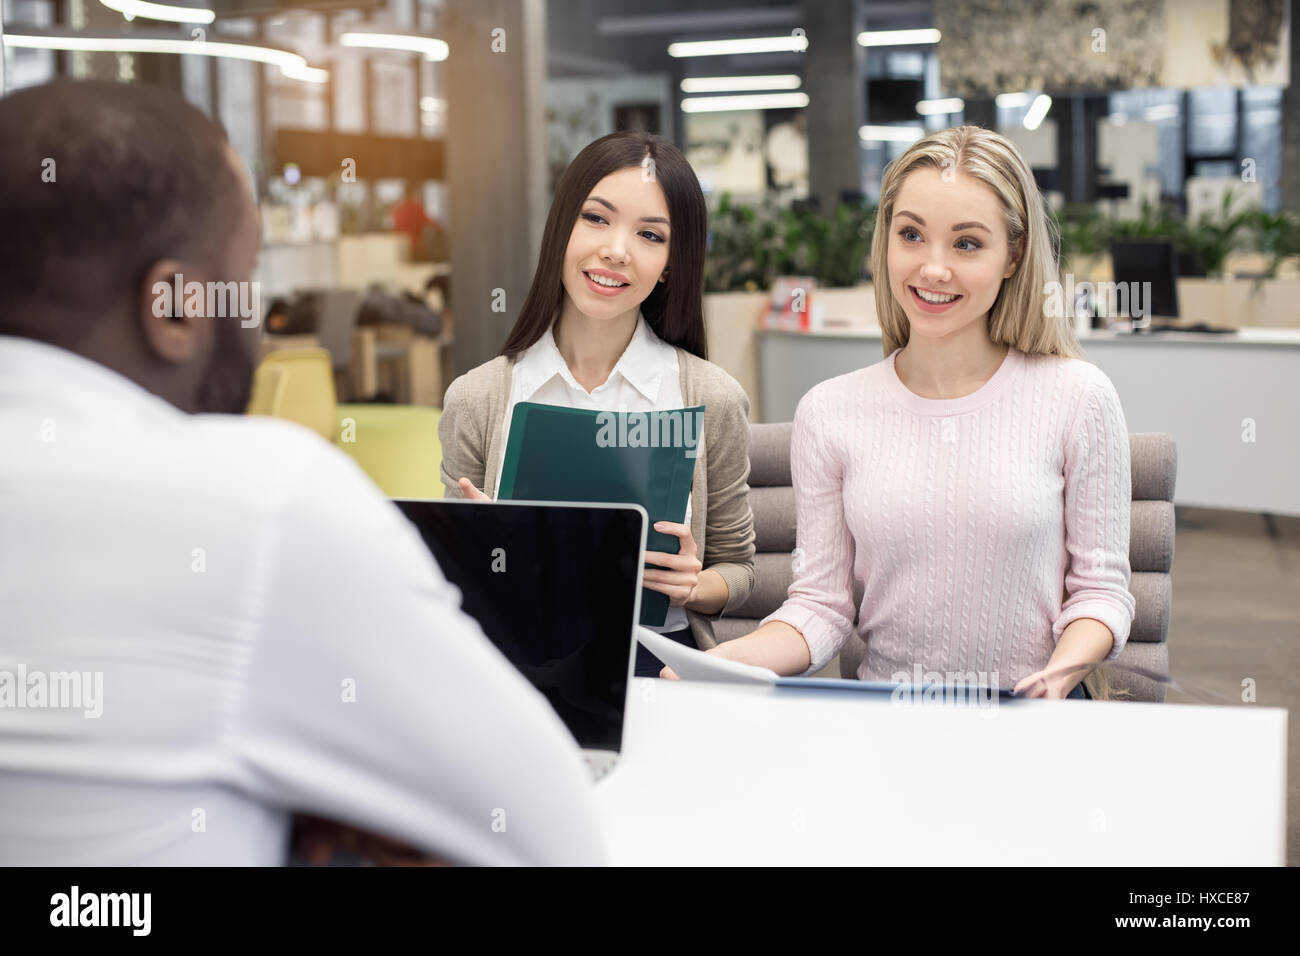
[1052,368,1136,659]
[437,373,486,499]
[759,385,857,674]
[701,375,757,615]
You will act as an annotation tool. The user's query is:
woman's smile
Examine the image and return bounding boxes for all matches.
[908,285,963,313]
[582,268,631,296]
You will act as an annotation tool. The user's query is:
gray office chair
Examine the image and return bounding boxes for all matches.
[688,423,848,679]
[695,424,1178,702]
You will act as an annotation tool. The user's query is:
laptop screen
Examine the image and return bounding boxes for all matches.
[393,499,644,751]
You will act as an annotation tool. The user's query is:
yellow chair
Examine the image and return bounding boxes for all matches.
[248,348,443,498]
[336,404,444,499]
[248,348,337,441]
[246,362,289,418]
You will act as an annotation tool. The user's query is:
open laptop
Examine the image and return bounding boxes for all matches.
[392,499,646,782]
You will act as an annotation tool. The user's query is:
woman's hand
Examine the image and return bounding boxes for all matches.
[643,520,703,608]
[457,477,491,501]
[1013,667,1076,699]
[1016,620,1114,698]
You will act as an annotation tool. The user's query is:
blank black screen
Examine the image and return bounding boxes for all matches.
[1110,239,1180,319]
[394,500,642,751]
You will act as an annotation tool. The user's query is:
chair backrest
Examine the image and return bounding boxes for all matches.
[1108,432,1177,700]
[246,362,289,418]
[251,348,338,441]
[718,423,1177,699]
[706,422,857,676]
[335,404,444,499]
[704,423,803,640]
[1126,433,1177,641]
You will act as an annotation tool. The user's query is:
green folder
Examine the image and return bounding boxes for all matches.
[497,402,704,627]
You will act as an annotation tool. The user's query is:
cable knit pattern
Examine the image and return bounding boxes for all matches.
[761,346,1136,686]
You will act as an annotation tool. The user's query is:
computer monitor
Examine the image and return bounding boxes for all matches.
[1109,239,1180,320]
[392,499,645,752]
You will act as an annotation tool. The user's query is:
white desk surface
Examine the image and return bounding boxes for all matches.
[594,679,1287,866]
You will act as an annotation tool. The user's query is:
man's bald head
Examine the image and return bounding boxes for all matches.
[0,79,262,413]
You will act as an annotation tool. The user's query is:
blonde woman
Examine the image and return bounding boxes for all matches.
[683,125,1135,699]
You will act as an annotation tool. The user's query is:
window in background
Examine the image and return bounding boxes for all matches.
[331,9,368,134]
[2,0,57,91]
[214,17,261,200]
[264,10,329,132]
[1107,87,1183,201]
[366,0,418,137]
[1241,85,1282,212]
[1187,85,1237,158]
[995,98,1030,129]
[882,51,925,78]
[921,50,961,133]
[180,52,212,117]
[370,57,417,136]
[417,0,444,144]
[862,49,932,202]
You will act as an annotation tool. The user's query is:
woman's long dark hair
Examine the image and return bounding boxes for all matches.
[500,131,708,360]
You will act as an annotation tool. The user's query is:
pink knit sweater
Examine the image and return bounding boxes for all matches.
[761,346,1136,686]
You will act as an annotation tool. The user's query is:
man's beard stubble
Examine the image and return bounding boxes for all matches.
[194,319,257,415]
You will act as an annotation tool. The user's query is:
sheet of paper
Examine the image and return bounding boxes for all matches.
[635,627,779,684]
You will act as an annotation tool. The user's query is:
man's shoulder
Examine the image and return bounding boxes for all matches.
[190,412,336,464]
[186,414,387,515]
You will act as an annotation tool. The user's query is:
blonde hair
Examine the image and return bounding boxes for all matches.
[1084,665,1132,702]
[870,125,1082,360]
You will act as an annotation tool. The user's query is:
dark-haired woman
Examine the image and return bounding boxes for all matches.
[438,131,755,677]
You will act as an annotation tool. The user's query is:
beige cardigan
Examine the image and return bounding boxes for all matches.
[438,350,756,640]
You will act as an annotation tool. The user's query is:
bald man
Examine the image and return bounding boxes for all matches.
[0,79,606,866]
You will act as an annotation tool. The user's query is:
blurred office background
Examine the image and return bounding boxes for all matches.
[5,1,1298,384]
[2,0,1298,859]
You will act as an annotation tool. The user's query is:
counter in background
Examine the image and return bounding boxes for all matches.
[758,326,1300,516]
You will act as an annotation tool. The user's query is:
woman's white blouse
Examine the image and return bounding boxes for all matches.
[496,313,691,633]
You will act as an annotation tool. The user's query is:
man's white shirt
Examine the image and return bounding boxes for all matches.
[0,335,607,865]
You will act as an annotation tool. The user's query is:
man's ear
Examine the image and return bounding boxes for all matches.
[138,259,210,363]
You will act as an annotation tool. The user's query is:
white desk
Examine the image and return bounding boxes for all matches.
[595,679,1287,865]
